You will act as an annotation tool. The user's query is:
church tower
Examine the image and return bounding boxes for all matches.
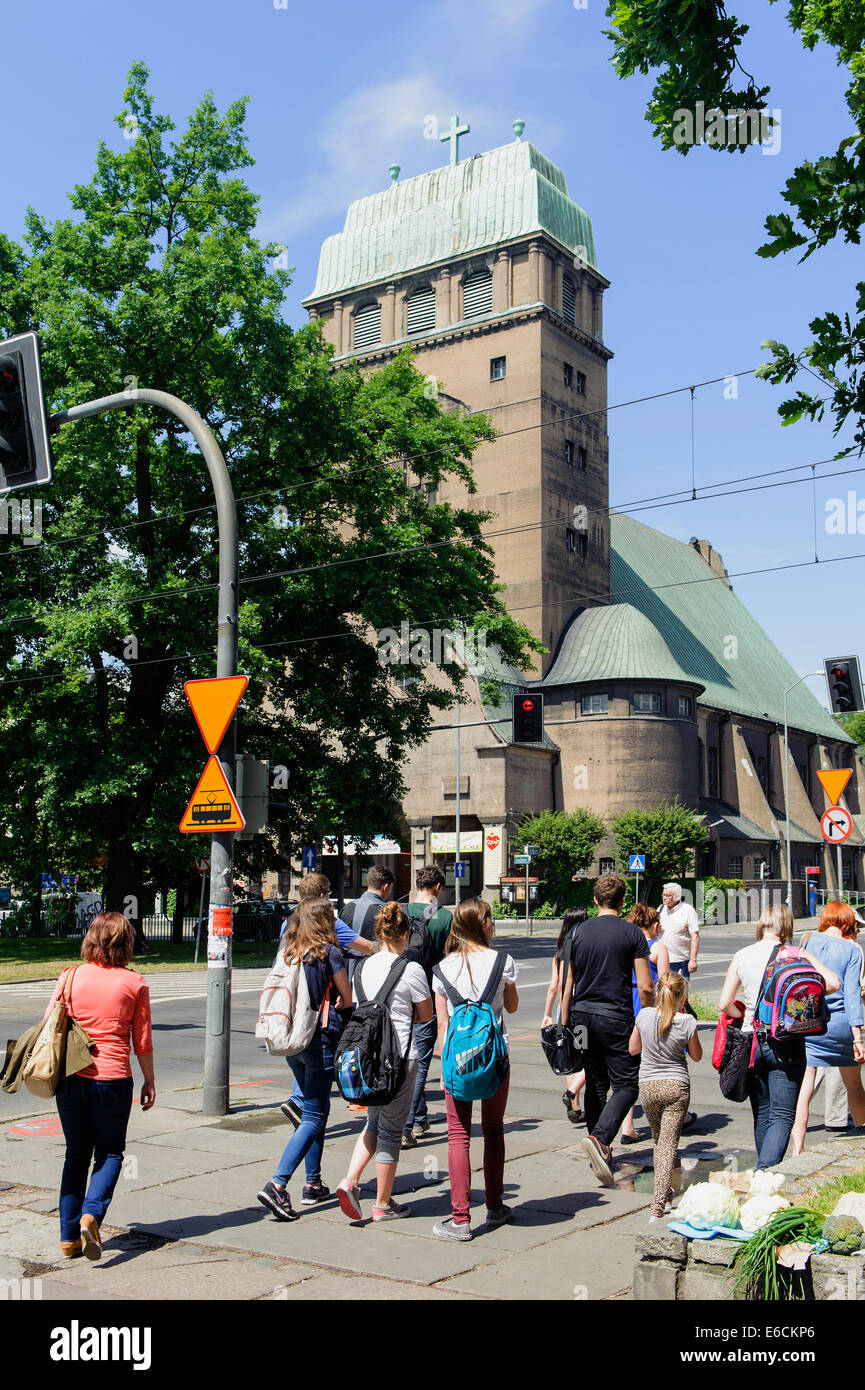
[302,119,612,671]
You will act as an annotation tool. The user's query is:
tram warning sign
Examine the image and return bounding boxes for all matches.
[180,756,245,833]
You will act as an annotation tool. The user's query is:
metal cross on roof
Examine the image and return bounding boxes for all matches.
[440,114,470,166]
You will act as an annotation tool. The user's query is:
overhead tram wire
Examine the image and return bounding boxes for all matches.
[0,349,832,568]
[0,447,862,637]
[4,543,865,696]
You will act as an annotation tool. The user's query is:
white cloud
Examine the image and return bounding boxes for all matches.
[259,74,509,243]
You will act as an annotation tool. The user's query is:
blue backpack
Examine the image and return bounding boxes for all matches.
[433,953,510,1101]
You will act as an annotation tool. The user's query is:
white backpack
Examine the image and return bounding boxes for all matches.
[255,955,326,1056]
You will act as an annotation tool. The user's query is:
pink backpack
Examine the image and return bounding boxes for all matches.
[754,944,828,1043]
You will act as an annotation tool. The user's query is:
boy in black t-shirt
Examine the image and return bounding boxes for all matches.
[560,876,654,1187]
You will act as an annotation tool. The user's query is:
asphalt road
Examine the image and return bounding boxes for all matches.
[0,923,766,1123]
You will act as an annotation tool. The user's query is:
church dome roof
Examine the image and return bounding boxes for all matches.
[305,140,600,301]
[538,602,703,690]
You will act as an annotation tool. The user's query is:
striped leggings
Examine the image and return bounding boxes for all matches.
[640,1078,690,1218]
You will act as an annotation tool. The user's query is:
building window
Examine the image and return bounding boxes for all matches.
[566,527,576,552]
[708,745,720,798]
[562,275,576,325]
[577,444,587,471]
[755,755,768,793]
[490,356,506,381]
[406,286,436,335]
[727,857,744,877]
[353,302,381,350]
[565,439,574,467]
[678,695,692,717]
[563,362,573,388]
[634,692,662,713]
[576,370,586,394]
[581,693,608,715]
[463,270,493,319]
[698,738,705,794]
[598,857,616,875]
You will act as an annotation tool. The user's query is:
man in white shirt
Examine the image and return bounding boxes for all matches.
[658,883,700,979]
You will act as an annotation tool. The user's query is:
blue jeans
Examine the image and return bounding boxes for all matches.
[405,1018,437,1131]
[55,1073,134,1242]
[748,1034,806,1170]
[273,1034,335,1186]
[670,960,690,979]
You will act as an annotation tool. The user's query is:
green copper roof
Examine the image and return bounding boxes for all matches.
[306,141,599,301]
[540,603,702,688]
[609,513,852,742]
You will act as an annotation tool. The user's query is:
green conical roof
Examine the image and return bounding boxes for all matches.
[305,141,600,301]
[540,603,702,689]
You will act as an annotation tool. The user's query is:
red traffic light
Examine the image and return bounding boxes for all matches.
[522,699,534,710]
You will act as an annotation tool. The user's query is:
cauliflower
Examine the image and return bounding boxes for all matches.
[821,1214,864,1255]
[739,1194,791,1232]
[676,1182,741,1230]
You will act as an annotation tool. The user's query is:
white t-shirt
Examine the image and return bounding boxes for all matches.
[432,948,518,1042]
[356,952,430,1060]
[658,901,699,964]
[730,937,783,1030]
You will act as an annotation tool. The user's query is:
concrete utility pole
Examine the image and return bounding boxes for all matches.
[51,388,239,1116]
[782,671,821,913]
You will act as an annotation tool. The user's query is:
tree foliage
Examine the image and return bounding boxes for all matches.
[609,797,709,899]
[0,64,540,926]
[605,0,865,450]
[515,809,607,911]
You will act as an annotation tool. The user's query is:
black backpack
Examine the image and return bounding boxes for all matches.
[404,902,438,983]
[334,956,410,1106]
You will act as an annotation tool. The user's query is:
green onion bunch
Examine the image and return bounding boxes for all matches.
[732,1206,823,1301]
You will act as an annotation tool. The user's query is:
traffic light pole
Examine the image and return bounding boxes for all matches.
[50,388,239,1116]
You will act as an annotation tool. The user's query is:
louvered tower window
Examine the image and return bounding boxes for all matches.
[562,276,576,325]
[462,270,493,319]
[353,302,381,350]
[406,286,436,335]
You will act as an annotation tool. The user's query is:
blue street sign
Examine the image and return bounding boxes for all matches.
[454,861,467,879]
[513,854,532,865]
[302,847,318,870]
[628,855,646,872]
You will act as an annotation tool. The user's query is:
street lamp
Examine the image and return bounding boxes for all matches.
[783,671,822,913]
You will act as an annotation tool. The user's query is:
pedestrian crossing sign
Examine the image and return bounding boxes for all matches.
[629,855,646,872]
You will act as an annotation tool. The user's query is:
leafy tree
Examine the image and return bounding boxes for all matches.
[605,0,865,449]
[837,710,865,754]
[609,797,709,901]
[515,809,607,911]
[0,64,539,938]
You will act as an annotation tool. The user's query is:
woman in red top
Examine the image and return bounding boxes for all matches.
[44,912,155,1260]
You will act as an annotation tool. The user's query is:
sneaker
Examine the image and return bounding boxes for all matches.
[336,1180,364,1221]
[280,1100,303,1128]
[433,1217,473,1241]
[347,1103,367,1113]
[257,1180,298,1222]
[649,1214,662,1223]
[580,1134,614,1187]
[372,1199,410,1221]
[411,1118,430,1139]
[301,1181,331,1206]
[80,1214,102,1261]
[486,1205,514,1228]
[401,1131,418,1149]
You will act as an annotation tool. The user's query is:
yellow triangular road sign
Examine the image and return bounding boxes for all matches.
[184,676,248,754]
[815,768,852,807]
[180,756,245,833]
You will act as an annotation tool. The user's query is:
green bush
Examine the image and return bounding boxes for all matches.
[491,896,516,919]
[0,901,33,938]
[702,876,746,923]
[533,900,555,919]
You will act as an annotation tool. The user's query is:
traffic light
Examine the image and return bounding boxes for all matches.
[0,332,53,491]
[512,692,544,743]
[824,657,864,715]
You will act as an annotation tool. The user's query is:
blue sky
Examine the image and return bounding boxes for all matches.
[5,0,863,709]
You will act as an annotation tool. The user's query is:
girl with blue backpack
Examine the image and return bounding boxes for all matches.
[432,898,518,1241]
